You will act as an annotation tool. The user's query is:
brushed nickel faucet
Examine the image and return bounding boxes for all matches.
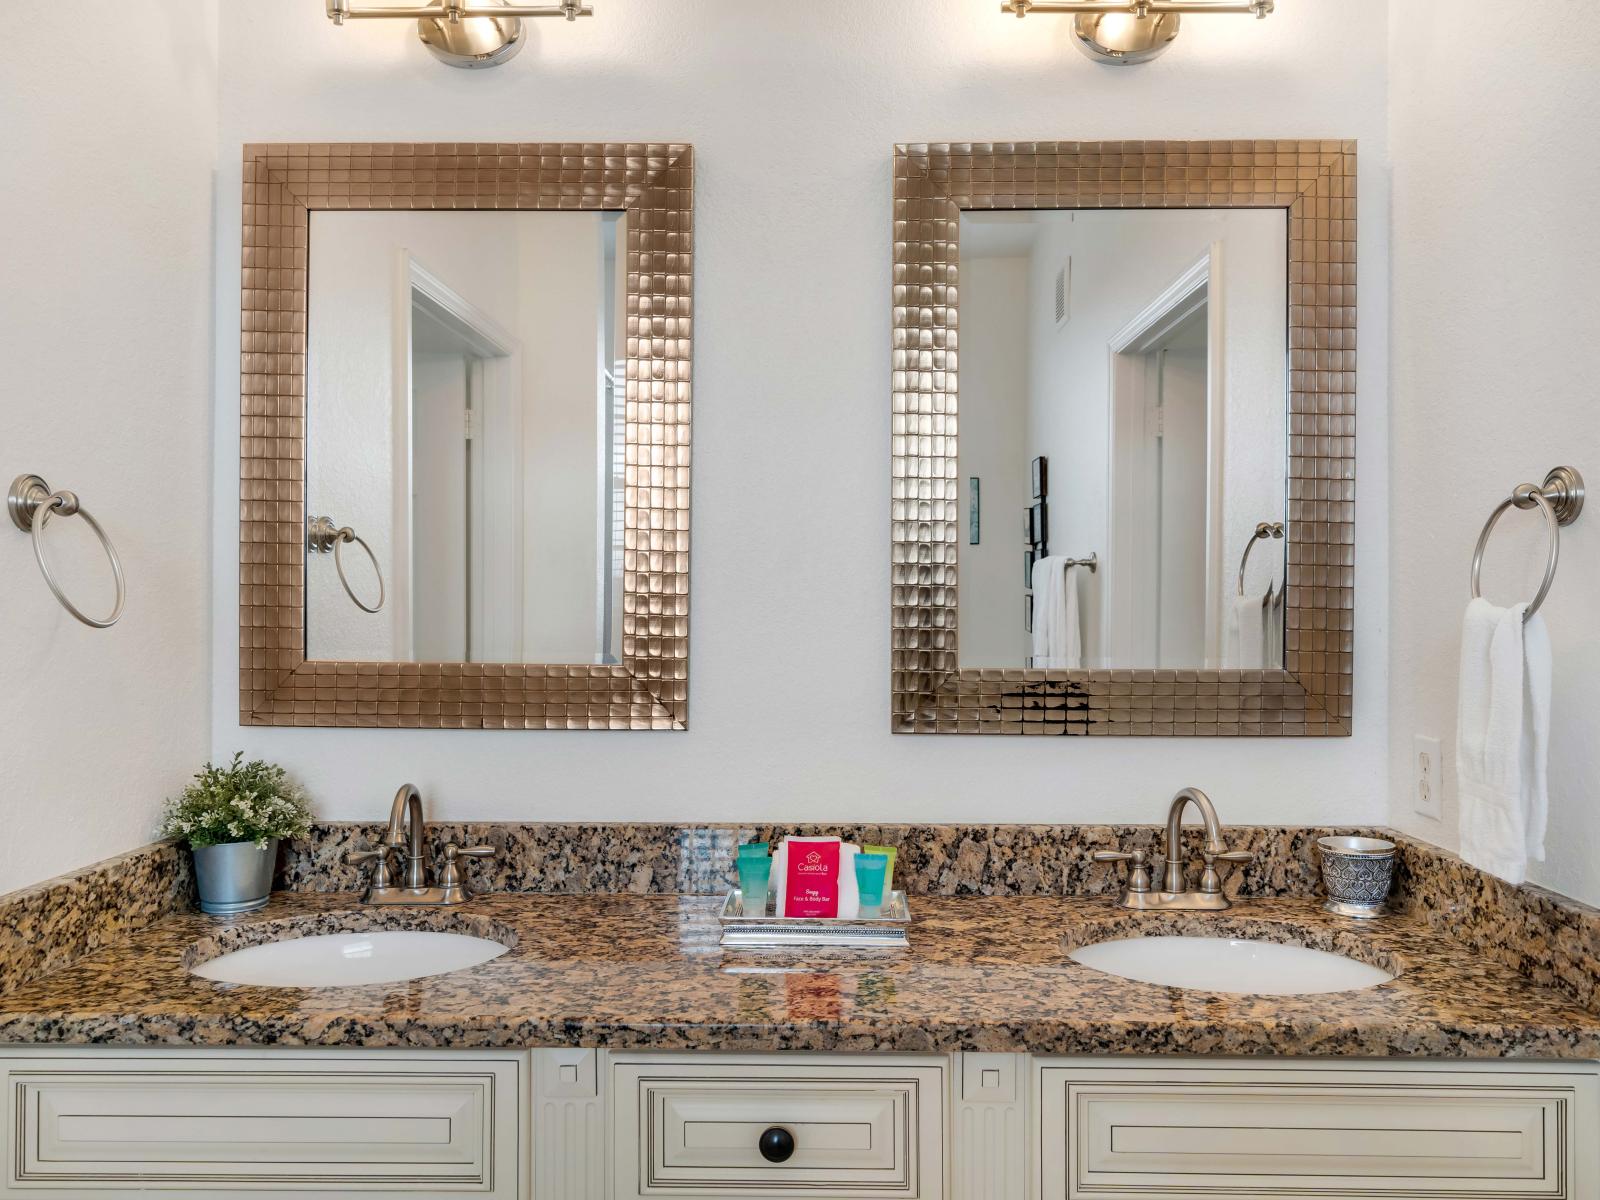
[1093,787,1253,911]
[346,783,496,906]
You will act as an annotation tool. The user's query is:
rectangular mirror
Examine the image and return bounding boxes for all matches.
[306,210,628,666]
[959,207,1287,672]
[892,141,1355,736]
[240,143,693,730]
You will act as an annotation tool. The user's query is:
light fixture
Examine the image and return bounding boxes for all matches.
[1001,0,1273,66]
[326,0,593,69]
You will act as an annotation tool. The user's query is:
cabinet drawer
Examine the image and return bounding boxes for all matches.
[611,1054,945,1199]
[1039,1061,1598,1199]
[3,1051,522,1197]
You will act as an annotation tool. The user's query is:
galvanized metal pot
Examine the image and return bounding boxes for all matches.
[191,839,278,915]
[1317,835,1396,919]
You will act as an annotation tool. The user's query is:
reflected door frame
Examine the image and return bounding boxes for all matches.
[1104,244,1226,669]
[394,253,526,662]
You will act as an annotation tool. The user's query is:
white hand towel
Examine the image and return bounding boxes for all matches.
[1226,594,1267,669]
[1455,597,1552,884]
[1266,585,1285,666]
[1030,556,1082,669]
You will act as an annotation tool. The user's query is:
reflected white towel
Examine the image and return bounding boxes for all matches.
[1266,585,1285,666]
[1226,594,1268,669]
[1455,598,1551,884]
[1031,556,1082,669]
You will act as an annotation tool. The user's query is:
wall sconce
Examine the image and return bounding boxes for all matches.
[326,0,593,69]
[1002,0,1273,65]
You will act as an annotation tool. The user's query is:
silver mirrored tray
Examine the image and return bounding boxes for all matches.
[718,889,910,948]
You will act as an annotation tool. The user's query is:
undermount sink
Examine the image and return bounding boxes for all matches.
[191,930,509,988]
[1069,935,1394,996]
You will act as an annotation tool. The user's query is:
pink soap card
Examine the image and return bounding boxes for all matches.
[783,839,842,917]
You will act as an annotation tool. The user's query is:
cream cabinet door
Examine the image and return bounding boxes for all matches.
[610,1053,946,1199]
[1037,1058,1600,1199]
[1,1050,524,1199]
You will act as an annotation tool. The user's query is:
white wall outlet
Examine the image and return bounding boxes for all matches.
[1413,734,1443,821]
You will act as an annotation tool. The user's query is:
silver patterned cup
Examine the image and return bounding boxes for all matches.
[192,839,279,915]
[1317,836,1396,919]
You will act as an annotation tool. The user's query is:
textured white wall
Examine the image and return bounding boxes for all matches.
[958,255,1032,667]
[1387,2,1600,903]
[210,0,1391,824]
[0,2,217,892]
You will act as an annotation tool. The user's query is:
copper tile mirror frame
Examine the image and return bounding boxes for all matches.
[892,140,1355,736]
[239,143,692,729]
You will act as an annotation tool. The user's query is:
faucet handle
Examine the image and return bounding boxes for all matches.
[1198,848,1252,894]
[1092,848,1152,894]
[346,846,395,891]
[436,843,496,902]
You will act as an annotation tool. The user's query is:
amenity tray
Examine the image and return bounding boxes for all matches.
[717,889,911,948]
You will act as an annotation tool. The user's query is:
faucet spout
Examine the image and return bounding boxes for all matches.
[1162,786,1224,893]
[384,783,427,889]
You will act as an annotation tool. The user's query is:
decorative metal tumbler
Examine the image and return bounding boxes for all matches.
[1317,836,1396,919]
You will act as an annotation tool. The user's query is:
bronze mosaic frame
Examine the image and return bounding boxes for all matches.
[240,143,692,729]
[892,140,1355,736]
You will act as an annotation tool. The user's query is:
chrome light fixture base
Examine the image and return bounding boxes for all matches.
[1072,12,1181,64]
[419,2,524,69]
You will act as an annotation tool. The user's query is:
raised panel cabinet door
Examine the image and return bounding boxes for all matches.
[2,1050,524,1199]
[610,1053,946,1199]
[1036,1059,1600,1199]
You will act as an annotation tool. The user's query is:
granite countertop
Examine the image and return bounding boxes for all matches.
[2,892,1597,1057]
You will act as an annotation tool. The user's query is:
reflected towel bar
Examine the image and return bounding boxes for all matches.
[1237,521,1284,598]
[307,515,386,614]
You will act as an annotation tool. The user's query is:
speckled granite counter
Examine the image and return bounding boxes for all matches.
[2,892,1597,1058]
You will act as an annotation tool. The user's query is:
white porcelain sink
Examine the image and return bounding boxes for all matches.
[1069,935,1393,995]
[191,930,509,988]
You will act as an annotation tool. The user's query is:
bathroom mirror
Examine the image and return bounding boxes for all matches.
[893,140,1355,736]
[305,210,628,666]
[959,208,1287,672]
[239,143,693,730]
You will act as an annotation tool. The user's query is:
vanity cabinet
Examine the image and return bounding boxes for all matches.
[4,1050,1599,1199]
[1,1049,526,1200]
[1035,1058,1600,1200]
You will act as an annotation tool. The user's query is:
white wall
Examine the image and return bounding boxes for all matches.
[958,256,1032,667]
[1387,2,1600,903]
[516,214,605,663]
[211,0,1391,824]
[0,1,217,892]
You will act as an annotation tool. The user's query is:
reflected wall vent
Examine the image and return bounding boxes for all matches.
[1054,257,1072,328]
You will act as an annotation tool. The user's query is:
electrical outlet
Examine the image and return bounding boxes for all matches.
[1413,735,1443,821]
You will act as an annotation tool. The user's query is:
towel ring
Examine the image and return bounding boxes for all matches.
[1470,466,1584,621]
[307,515,385,614]
[7,474,127,629]
[1237,521,1284,597]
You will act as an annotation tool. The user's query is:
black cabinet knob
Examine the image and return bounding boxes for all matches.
[758,1126,796,1163]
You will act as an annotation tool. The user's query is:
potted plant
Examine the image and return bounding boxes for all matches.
[160,753,313,915]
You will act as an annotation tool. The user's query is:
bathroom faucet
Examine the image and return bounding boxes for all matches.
[384,783,429,890]
[346,783,496,906]
[1092,786,1253,911]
